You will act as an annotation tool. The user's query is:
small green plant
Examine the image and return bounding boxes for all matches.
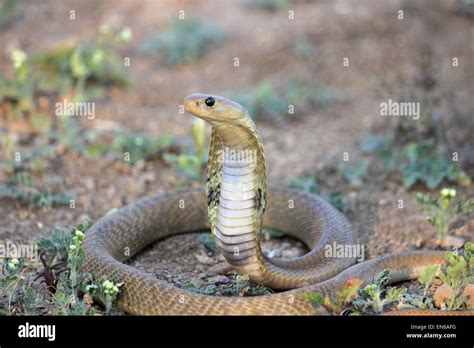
[0,0,19,26]
[340,159,369,185]
[240,0,288,11]
[0,120,176,210]
[360,135,397,169]
[286,80,333,111]
[0,49,35,118]
[397,292,435,311]
[1,141,56,175]
[1,27,131,120]
[305,278,363,315]
[67,228,87,303]
[306,245,474,315]
[253,82,287,119]
[111,131,175,164]
[234,80,332,120]
[37,220,92,306]
[350,270,407,314]
[0,171,73,211]
[325,192,349,213]
[43,115,175,163]
[236,274,250,289]
[182,274,271,297]
[437,244,474,311]
[363,137,471,190]
[0,257,25,312]
[293,39,314,58]
[164,118,207,180]
[51,282,73,315]
[37,227,69,261]
[53,117,103,159]
[401,142,470,189]
[288,175,318,193]
[37,25,131,101]
[288,175,348,212]
[198,233,219,252]
[85,277,122,315]
[140,17,224,64]
[21,286,44,315]
[53,117,176,163]
[416,188,474,240]
[0,257,45,315]
[0,221,125,316]
[65,220,124,315]
[392,264,439,311]
[42,220,124,315]
[418,265,439,297]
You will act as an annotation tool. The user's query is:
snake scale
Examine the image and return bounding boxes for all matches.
[83,94,471,315]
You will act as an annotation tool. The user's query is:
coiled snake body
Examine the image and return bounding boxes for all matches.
[83,94,467,315]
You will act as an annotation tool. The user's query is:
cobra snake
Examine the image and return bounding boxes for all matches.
[83,94,472,315]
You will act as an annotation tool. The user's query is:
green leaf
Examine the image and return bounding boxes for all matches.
[375,269,390,289]
[425,171,445,190]
[341,159,369,184]
[30,114,52,134]
[360,136,385,154]
[326,192,348,212]
[361,284,378,299]
[241,0,288,12]
[447,164,471,186]
[139,17,225,64]
[402,172,419,188]
[304,292,324,304]
[419,265,438,288]
[386,287,407,301]
[464,242,474,262]
[197,233,219,252]
[288,176,317,193]
[377,147,397,169]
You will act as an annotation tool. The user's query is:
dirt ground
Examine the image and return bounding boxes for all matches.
[0,0,473,303]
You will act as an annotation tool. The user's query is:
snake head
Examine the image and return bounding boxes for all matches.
[184,93,247,125]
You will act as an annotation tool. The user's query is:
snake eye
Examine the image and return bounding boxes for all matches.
[205,97,215,107]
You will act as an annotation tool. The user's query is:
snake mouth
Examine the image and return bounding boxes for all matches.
[183,93,215,121]
[183,93,204,109]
